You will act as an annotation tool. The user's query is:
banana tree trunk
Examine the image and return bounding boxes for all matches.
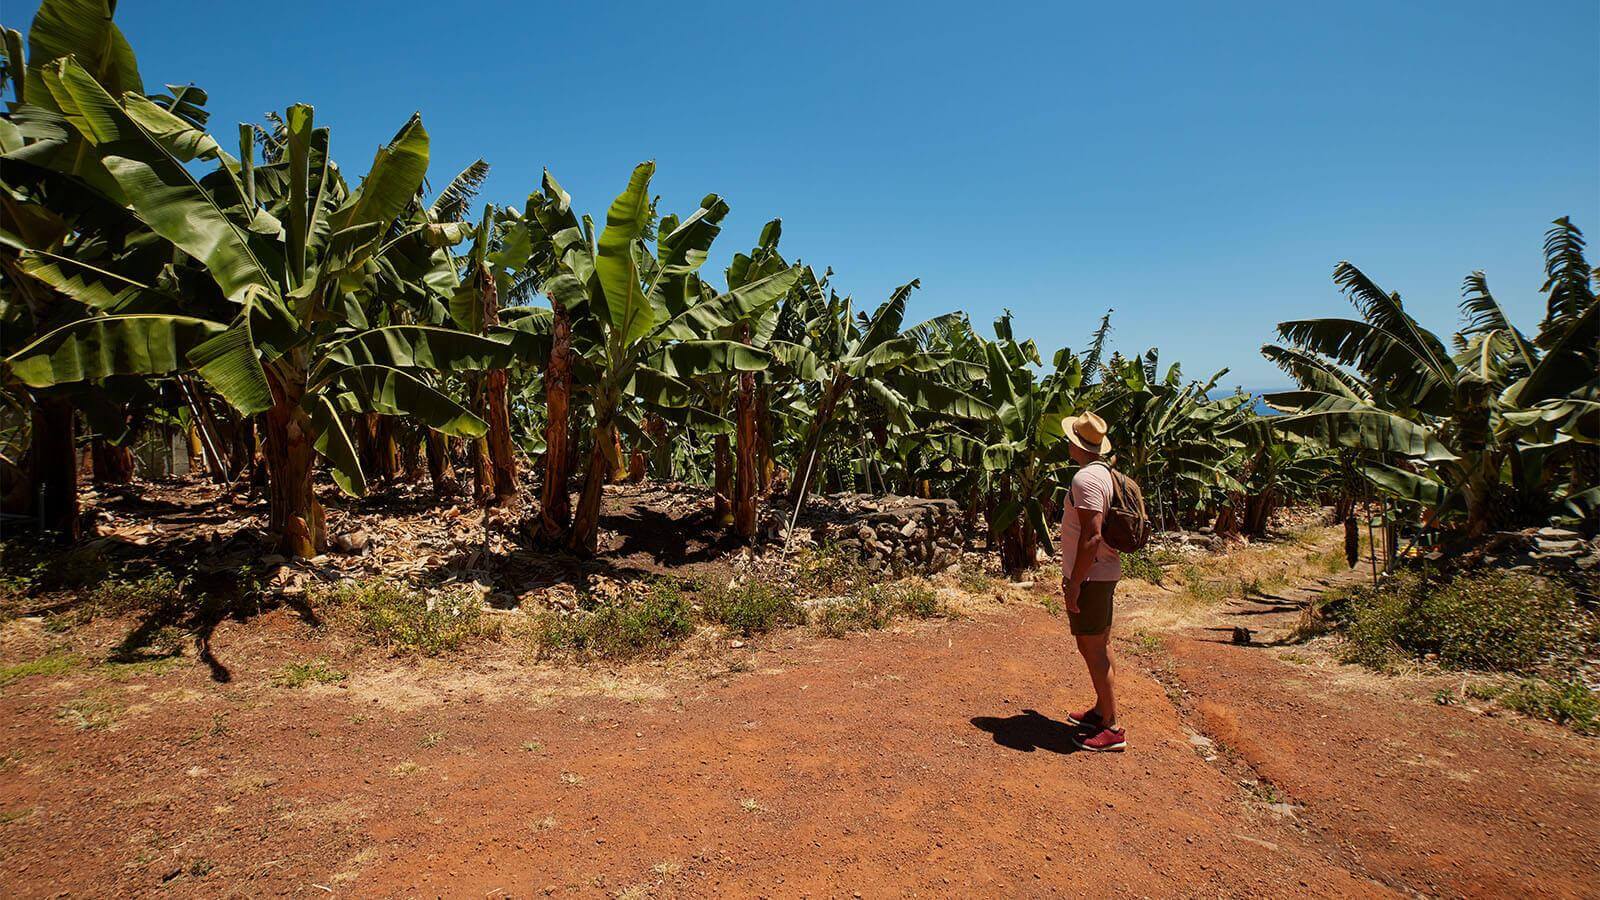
[538,300,574,543]
[477,264,516,505]
[484,368,517,503]
[262,371,324,558]
[567,423,614,555]
[425,430,458,496]
[755,383,774,492]
[734,360,759,540]
[645,414,671,481]
[91,439,135,485]
[608,428,628,484]
[470,431,494,504]
[787,373,850,508]
[713,433,733,526]
[31,395,79,541]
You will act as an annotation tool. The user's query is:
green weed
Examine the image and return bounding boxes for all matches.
[1497,679,1599,735]
[701,580,804,636]
[1334,570,1592,674]
[314,579,490,655]
[273,658,347,688]
[528,579,694,660]
[0,653,81,687]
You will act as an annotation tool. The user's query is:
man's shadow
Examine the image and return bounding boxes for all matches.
[970,709,1086,754]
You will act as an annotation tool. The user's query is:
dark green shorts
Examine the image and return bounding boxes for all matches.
[1067,580,1117,636]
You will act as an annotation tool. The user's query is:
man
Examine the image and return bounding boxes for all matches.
[1058,411,1126,752]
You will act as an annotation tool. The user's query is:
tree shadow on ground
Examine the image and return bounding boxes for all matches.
[970,709,1086,754]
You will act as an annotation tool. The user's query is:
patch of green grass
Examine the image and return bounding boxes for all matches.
[528,579,694,660]
[272,658,347,688]
[814,580,942,637]
[1128,629,1164,654]
[1497,678,1599,735]
[1334,570,1593,675]
[701,580,805,636]
[1308,546,1350,575]
[57,693,120,730]
[793,543,871,593]
[314,579,490,656]
[1120,550,1165,585]
[1179,566,1231,604]
[955,566,992,594]
[187,858,215,877]
[90,573,184,616]
[0,652,81,687]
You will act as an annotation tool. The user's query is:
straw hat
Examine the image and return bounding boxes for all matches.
[1061,411,1111,455]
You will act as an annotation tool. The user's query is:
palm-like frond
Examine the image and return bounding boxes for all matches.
[1083,309,1113,383]
[1538,216,1595,346]
[1260,344,1371,402]
[1459,271,1535,375]
[1332,261,1454,383]
[428,158,490,224]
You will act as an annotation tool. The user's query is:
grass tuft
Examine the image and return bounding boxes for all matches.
[314,579,490,656]
[0,653,81,687]
[273,658,347,688]
[702,580,805,636]
[528,579,694,660]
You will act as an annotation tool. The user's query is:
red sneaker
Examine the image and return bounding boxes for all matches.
[1075,726,1127,752]
[1065,708,1104,728]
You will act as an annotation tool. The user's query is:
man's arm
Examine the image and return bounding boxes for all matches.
[1063,507,1106,612]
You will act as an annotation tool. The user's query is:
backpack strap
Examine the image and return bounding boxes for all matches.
[1082,459,1120,505]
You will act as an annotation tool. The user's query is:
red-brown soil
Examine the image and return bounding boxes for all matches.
[2,531,1596,897]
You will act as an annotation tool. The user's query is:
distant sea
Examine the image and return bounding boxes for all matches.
[1211,387,1291,417]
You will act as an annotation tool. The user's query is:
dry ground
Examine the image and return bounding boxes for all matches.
[2,523,1597,897]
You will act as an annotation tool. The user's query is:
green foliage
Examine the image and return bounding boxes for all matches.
[273,658,347,688]
[1333,570,1593,674]
[315,579,489,656]
[89,573,183,616]
[1497,679,1599,735]
[816,580,942,637]
[955,566,993,594]
[0,652,82,687]
[529,579,695,659]
[702,581,805,636]
[1120,549,1165,584]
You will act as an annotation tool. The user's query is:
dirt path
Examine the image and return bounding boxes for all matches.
[2,567,1597,897]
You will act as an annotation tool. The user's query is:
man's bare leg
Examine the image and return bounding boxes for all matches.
[1073,633,1116,727]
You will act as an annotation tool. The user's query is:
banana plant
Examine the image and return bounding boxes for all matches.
[519,162,800,553]
[770,273,992,518]
[2,64,511,555]
[1262,218,1598,534]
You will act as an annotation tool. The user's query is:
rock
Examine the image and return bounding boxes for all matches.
[331,530,371,554]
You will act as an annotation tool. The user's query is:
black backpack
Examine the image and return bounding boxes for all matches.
[1087,460,1151,553]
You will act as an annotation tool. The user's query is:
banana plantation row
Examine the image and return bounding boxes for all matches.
[2,2,1595,573]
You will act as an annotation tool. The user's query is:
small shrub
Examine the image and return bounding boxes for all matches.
[0,653,81,687]
[90,573,184,616]
[316,579,488,655]
[1498,679,1599,735]
[529,579,694,659]
[794,543,870,593]
[702,581,804,636]
[273,658,347,688]
[1335,570,1591,675]
[814,581,942,637]
[955,567,992,594]
[1120,550,1164,585]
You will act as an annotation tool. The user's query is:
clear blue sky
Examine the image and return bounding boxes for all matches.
[10,1,1598,386]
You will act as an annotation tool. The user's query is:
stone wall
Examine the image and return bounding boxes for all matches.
[765,493,968,574]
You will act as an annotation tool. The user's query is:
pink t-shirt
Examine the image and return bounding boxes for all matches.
[1059,463,1122,582]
